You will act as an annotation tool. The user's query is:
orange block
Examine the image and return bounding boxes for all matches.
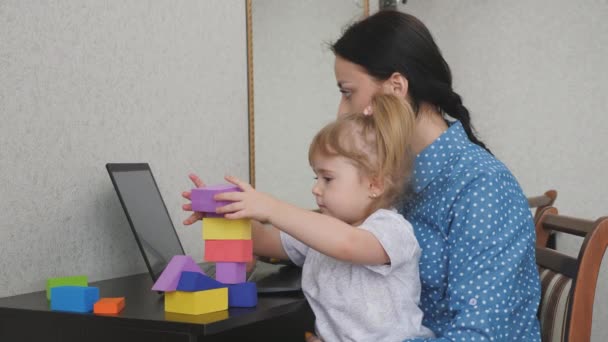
[204,240,253,262]
[94,297,125,314]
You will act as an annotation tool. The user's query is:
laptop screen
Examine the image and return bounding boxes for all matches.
[106,163,185,281]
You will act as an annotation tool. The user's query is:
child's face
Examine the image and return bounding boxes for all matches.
[311,153,375,226]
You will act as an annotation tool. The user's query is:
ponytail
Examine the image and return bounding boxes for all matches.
[367,94,415,183]
[424,82,491,153]
[366,94,416,209]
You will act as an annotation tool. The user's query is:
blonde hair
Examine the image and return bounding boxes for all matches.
[308,94,415,214]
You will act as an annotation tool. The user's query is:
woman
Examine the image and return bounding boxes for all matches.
[184,10,541,341]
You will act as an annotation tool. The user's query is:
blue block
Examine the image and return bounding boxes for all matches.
[50,286,100,313]
[176,271,224,291]
[228,282,257,307]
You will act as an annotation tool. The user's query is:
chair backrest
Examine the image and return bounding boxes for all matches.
[529,190,558,249]
[528,189,558,222]
[535,207,608,342]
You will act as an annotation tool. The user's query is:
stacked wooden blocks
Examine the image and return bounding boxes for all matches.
[152,184,257,316]
[193,184,258,309]
[46,275,125,315]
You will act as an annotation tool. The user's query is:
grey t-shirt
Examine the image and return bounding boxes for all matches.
[280,209,434,341]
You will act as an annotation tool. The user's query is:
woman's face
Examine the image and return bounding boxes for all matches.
[334,56,384,117]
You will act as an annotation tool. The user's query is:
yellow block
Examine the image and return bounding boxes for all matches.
[165,310,229,324]
[165,288,228,315]
[202,218,251,240]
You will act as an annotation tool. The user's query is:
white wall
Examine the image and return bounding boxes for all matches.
[252,0,365,208]
[401,1,608,340]
[0,1,249,297]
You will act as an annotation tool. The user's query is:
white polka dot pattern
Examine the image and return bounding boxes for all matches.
[400,121,541,341]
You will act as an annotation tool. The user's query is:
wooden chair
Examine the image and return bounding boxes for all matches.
[535,207,608,342]
[529,189,558,248]
[528,189,558,222]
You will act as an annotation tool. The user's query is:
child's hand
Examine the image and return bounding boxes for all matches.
[215,175,278,223]
[181,173,206,225]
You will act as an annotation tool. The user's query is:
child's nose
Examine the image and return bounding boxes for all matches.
[337,101,348,118]
[312,182,321,196]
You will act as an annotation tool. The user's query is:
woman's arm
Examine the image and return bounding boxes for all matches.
[404,173,541,341]
[215,176,389,265]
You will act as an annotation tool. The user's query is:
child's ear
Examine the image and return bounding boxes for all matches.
[368,176,385,199]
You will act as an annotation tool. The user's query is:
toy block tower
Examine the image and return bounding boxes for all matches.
[150,183,257,315]
[191,184,257,307]
[191,184,252,284]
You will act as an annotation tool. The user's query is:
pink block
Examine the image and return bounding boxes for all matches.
[191,184,240,214]
[151,255,204,292]
[204,240,253,262]
[216,262,246,284]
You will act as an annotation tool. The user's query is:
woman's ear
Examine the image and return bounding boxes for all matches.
[382,72,409,98]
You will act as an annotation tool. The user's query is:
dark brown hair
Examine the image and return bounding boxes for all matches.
[332,10,490,153]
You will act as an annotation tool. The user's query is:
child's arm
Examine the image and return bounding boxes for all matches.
[215,176,390,265]
[251,220,289,260]
[265,201,389,265]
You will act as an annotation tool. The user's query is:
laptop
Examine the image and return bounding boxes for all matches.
[105,163,301,293]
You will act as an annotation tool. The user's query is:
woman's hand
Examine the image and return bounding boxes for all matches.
[214,175,279,223]
[181,173,206,225]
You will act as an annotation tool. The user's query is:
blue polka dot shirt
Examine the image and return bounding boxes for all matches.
[400,121,541,341]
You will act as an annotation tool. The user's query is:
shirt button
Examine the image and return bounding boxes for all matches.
[469,298,477,306]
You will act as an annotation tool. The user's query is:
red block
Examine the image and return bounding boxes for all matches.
[204,240,253,262]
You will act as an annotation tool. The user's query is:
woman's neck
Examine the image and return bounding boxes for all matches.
[411,102,449,155]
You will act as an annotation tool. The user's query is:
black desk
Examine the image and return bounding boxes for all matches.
[0,269,314,342]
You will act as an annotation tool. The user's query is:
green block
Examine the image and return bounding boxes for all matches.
[46,275,88,301]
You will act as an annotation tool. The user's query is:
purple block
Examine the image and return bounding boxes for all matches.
[151,255,204,292]
[205,212,225,218]
[227,282,257,307]
[216,262,246,284]
[191,184,240,214]
[177,271,224,291]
